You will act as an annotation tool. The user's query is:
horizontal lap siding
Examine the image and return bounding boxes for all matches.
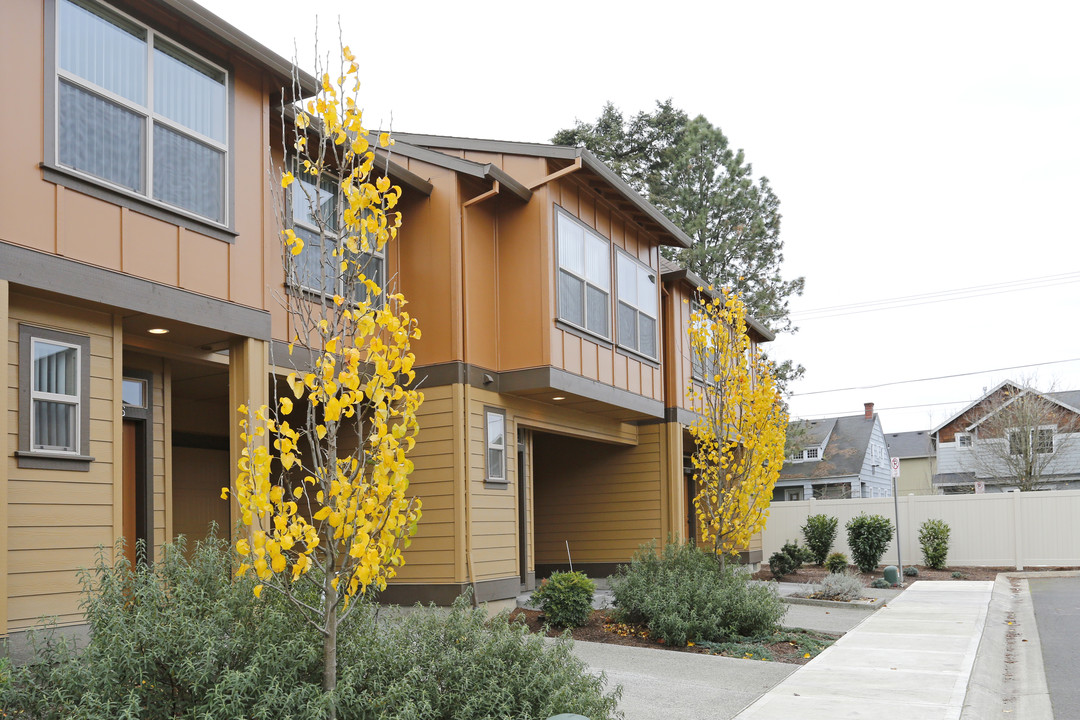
[468,393,518,581]
[534,423,663,566]
[392,385,458,583]
[7,294,115,630]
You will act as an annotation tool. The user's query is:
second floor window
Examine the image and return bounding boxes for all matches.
[557,210,610,338]
[291,173,385,303]
[616,251,658,359]
[1009,427,1054,455]
[55,0,228,224]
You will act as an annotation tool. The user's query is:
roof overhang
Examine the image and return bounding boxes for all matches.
[383,140,532,202]
[661,266,775,342]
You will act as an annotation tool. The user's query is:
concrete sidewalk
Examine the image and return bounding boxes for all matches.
[735,581,994,720]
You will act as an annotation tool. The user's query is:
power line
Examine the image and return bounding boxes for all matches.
[795,398,972,419]
[789,274,1080,321]
[791,270,1080,318]
[790,356,1080,397]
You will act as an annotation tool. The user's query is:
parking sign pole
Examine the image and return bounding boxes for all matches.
[891,457,902,586]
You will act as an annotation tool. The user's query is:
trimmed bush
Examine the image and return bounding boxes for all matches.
[611,541,787,647]
[846,513,894,573]
[919,519,951,570]
[532,571,596,628]
[801,514,839,565]
[0,534,620,720]
[780,540,814,571]
[824,552,849,574]
[869,578,892,589]
[769,550,795,579]
[817,571,864,601]
[903,566,919,577]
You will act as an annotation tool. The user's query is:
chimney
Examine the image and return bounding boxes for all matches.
[864,402,874,419]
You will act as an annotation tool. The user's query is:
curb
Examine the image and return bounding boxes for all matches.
[782,595,886,611]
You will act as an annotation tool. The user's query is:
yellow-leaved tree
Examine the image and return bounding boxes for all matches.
[223,45,422,714]
[686,288,787,564]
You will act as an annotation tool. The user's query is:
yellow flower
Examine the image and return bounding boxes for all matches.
[253,584,263,598]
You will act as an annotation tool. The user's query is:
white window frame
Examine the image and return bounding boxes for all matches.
[290,171,386,303]
[956,433,973,448]
[555,207,611,340]
[1007,426,1056,456]
[805,447,819,460]
[615,249,659,360]
[484,408,507,485]
[29,337,82,454]
[52,0,230,226]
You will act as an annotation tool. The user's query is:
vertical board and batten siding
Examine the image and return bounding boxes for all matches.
[761,490,1080,569]
[5,294,116,630]
[546,178,663,404]
[391,384,460,583]
[533,423,665,566]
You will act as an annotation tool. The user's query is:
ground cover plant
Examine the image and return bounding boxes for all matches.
[0,536,620,720]
[824,552,849,574]
[801,514,839,565]
[610,541,786,648]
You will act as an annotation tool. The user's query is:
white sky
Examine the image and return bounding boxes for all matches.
[202,0,1080,434]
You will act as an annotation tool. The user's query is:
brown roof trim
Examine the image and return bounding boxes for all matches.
[156,0,317,96]
[390,133,692,249]
[386,141,531,202]
[661,266,775,342]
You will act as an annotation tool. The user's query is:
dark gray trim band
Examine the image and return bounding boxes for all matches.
[375,576,521,606]
[412,361,665,418]
[0,242,271,340]
[41,165,238,244]
[664,406,700,427]
[17,324,94,471]
[172,432,229,451]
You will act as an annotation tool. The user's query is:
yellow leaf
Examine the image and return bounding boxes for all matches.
[253,584,263,598]
[293,486,303,499]
[379,132,391,147]
[281,172,295,188]
[280,396,294,415]
[220,487,229,500]
[376,175,391,193]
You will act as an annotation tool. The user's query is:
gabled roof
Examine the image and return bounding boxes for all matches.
[1047,390,1080,414]
[159,0,317,95]
[659,261,775,342]
[778,414,878,481]
[390,133,692,249]
[887,430,934,459]
[931,379,1023,434]
[382,139,532,202]
[933,379,1080,434]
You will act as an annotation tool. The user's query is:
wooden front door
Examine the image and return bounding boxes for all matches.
[122,420,137,568]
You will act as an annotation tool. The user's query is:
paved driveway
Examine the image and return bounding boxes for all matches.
[570,641,795,720]
[1029,575,1080,718]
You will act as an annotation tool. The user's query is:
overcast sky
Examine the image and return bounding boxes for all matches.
[202,0,1080,435]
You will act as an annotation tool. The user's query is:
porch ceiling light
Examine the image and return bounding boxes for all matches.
[148,328,170,335]
[552,396,566,401]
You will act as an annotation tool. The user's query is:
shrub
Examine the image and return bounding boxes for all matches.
[0,534,620,720]
[780,540,814,571]
[846,514,894,573]
[769,550,795,579]
[531,571,595,628]
[919,519,951,570]
[801,514,839,565]
[903,566,919,577]
[817,571,864,601]
[870,578,892,589]
[824,552,849,574]
[611,541,786,647]
[951,571,964,579]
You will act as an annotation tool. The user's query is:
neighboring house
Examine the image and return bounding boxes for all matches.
[932,381,1080,493]
[887,430,937,495]
[774,404,893,500]
[0,0,778,652]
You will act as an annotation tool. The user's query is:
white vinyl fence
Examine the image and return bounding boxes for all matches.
[762,489,1080,570]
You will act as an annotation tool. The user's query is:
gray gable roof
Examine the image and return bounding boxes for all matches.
[1047,390,1080,413]
[886,430,934,459]
[779,414,877,481]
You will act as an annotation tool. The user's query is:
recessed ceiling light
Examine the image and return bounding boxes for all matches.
[552,396,566,401]
[148,328,170,335]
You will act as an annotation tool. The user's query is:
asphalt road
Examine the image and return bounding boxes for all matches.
[1029,576,1080,719]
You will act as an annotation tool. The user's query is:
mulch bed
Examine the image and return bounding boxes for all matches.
[752,564,1080,584]
[508,608,830,665]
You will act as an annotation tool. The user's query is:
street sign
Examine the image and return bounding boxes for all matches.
[890,456,900,478]
[975,481,985,494]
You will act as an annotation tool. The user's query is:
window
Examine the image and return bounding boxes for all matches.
[17,325,92,469]
[556,209,610,338]
[291,172,384,302]
[689,300,714,382]
[1009,427,1054,455]
[805,447,819,460]
[616,251,658,359]
[54,0,228,224]
[956,433,973,448]
[484,408,507,484]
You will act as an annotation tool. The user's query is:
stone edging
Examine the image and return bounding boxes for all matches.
[782,595,886,611]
